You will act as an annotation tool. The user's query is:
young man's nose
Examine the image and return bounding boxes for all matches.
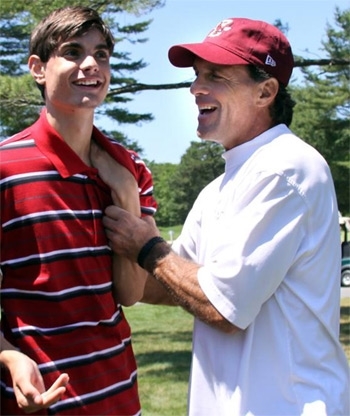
[81,55,98,72]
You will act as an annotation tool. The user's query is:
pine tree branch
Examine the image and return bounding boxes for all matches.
[295,58,350,67]
[108,81,192,96]
[108,58,350,96]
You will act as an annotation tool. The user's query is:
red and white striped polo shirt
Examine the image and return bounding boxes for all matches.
[0,109,157,415]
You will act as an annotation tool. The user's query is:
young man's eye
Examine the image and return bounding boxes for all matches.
[96,50,109,60]
[64,48,80,58]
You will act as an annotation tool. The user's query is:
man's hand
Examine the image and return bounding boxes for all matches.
[1,349,69,414]
[103,205,159,261]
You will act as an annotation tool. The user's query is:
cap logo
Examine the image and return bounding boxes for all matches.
[265,55,276,67]
[207,19,233,38]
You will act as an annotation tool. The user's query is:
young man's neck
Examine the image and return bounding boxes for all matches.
[45,107,95,166]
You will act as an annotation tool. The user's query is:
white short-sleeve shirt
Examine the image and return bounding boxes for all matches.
[172,124,350,416]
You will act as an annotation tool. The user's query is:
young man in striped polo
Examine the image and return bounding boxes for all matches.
[0,6,155,415]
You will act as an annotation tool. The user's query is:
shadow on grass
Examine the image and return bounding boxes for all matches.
[135,349,191,381]
[132,330,192,343]
[132,329,192,382]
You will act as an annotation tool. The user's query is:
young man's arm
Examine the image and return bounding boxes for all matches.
[90,142,151,306]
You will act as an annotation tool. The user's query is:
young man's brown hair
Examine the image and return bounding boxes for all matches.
[29,6,115,98]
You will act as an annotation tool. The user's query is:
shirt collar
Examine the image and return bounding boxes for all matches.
[222,124,291,173]
[31,109,99,178]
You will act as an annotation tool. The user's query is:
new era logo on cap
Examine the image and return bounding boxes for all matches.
[265,55,276,67]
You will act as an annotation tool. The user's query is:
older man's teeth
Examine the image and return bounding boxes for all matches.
[199,106,215,114]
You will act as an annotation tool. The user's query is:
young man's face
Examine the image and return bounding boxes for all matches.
[37,28,111,114]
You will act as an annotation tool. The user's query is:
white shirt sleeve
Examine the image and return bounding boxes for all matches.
[197,170,308,329]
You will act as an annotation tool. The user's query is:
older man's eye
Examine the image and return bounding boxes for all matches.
[210,72,223,80]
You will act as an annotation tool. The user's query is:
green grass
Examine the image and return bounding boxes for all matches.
[158,225,183,242]
[124,304,192,415]
[124,298,350,415]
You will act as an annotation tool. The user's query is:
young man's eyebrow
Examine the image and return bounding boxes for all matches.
[60,41,110,50]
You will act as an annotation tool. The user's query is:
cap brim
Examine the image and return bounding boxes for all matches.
[168,42,250,67]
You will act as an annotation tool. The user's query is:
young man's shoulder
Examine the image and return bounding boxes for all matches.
[0,126,34,148]
[0,122,43,174]
[93,127,137,155]
[92,126,147,173]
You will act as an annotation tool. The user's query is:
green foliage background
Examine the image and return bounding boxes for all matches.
[0,1,349,221]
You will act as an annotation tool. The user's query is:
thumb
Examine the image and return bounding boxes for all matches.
[105,204,126,219]
[15,383,43,409]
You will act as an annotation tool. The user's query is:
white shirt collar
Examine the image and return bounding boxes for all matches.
[222,124,291,173]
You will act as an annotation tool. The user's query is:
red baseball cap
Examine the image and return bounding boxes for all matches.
[168,18,294,86]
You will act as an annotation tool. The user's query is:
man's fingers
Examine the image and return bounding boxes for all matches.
[41,386,66,407]
[15,383,43,408]
[16,388,43,413]
[41,373,69,406]
[17,373,69,413]
[46,373,69,392]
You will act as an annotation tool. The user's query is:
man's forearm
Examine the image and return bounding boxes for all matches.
[141,275,177,305]
[142,243,239,334]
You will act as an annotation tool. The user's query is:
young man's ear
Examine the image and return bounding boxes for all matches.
[256,78,279,107]
[28,55,46,86]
